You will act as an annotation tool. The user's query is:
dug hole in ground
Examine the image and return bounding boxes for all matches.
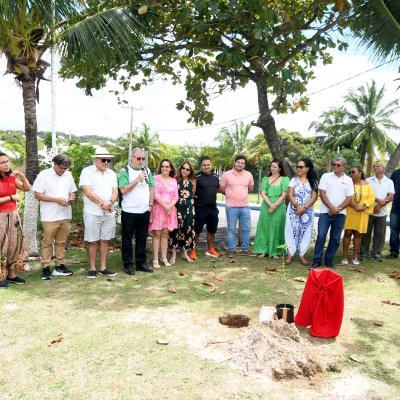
[124,306,390,399]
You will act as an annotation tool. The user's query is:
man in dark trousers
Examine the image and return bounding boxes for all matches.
[387,166,400,259]
[190,156,220,259]
[118,147,155,274]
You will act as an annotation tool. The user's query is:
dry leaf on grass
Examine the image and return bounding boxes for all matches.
[202,281,215,287]
[349,268,364,273]
[106,278,115,282]
[377,276,387,283]
[389,271,399,279]
[373,320,384,327]
[382,300,400,306]
[178,271,185,276]
[242,268,248,271]
[157,339,169,345]
[210,287,216,292]
[265,267,277,272]
[168,287,177,294]
[220,290,227,295]
[48,333,64,347]
[293,277,306,282]
[213,275,224,281]
[229,258,238,263]
[349,355,363,363]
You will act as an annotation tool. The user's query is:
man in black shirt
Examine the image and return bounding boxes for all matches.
[387,168,400,259]
[190,156,220,259]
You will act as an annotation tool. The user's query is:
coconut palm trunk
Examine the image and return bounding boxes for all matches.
[21,80,40,255]
[386,143,400,176]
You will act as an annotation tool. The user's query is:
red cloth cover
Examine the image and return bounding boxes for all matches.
[294,268,344,338]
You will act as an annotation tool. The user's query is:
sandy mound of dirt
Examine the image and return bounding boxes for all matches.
[218,320,327,380]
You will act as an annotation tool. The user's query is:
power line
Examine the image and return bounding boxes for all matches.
[149,57,399,133]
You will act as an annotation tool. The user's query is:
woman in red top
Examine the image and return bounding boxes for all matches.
[0,152,30,288]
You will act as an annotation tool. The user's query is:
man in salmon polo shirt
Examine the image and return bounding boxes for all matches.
[219,155,255,257]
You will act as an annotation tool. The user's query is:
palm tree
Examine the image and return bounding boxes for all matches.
[326,81,399,176]
[133,124,164,169]
[309,107,350,171]
[349,0,400,63]
[0,0,146,253]
[348,0,400,173]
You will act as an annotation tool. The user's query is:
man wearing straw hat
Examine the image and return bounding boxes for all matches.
[79,147,118,278]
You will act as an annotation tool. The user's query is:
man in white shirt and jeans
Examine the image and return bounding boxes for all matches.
[33,154,77,280]
[79,147,118,278]
[360,162,394,261]
[312,157,354,269]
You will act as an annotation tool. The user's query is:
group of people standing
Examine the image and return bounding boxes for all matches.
[0,147,399,288]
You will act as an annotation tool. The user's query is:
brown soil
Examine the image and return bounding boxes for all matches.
[218,320,327,380]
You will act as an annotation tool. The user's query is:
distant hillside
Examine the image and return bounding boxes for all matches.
[0,129,118,145]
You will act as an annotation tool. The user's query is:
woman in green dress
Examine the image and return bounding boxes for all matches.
[254,159,289,259]
[169,161,196,264]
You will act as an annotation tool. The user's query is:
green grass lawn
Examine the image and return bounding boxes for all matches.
[1,247,399,399]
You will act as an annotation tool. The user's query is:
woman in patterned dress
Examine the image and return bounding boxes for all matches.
[284,158,318,266]
[169,161,196,264]
[149,159,179,268]
[0,152,30,288]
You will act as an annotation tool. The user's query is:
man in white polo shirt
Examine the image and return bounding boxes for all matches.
[79,147,118,278]
[312,157,354,269]
[119,147,155,274]
[360,162,394,261]
[33,154,77,280]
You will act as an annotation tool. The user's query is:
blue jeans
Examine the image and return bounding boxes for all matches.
[389,211,400,256]
[226,206,251,251]
[313,213,345,264]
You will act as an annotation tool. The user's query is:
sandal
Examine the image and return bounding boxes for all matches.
[162,258,172,267]
[284,255,292,265]
[273,255,281,260]
[152,260,160,269]
[182,252,193,263]
[299,256,309,266]
[257,253,266,259]
[169,257,176,265]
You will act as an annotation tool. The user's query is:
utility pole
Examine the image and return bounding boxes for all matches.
[50,0,57,155]
[122,105,142,162]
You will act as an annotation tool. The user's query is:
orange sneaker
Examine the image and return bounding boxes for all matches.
[189,249,197,260]
[205,248,220,258]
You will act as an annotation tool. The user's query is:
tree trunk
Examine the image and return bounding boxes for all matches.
[326,153,332,172]
[22,80,39,183]
[386,142,400,176]
[253,78,284,162]
[21,79,39,255]
[359,141,367,170]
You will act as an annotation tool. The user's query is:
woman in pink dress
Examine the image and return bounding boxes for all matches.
[149,159,179,268]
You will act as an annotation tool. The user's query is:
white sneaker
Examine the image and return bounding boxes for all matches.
[341,259,348,265]
[352,259,360,265]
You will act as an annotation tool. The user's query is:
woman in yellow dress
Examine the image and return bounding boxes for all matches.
[342,166,375,265]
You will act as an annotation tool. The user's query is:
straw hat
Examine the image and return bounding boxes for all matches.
[93,147,114,158]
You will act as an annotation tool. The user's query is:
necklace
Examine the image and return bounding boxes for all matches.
[353,184,363,204]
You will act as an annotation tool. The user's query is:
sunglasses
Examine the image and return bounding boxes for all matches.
[349,170,358,174]
[181,167,190,171]
[101,159,112,164]
[296,165,306,169]
[135,157,146,161]
[333,163,343,167]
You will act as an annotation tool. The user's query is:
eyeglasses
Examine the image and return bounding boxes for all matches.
[181,167,190,171]
[135,157,146,161]
[349,170,357,174]
[101,159,112,164]
[333,163,343,167]
[58,164,70,170]
[296,165,305,169]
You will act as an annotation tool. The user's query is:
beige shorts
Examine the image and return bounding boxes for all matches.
[83,212,116,242]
